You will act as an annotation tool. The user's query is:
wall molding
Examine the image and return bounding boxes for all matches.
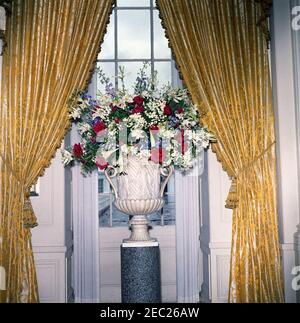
[175,153,204,303]
[200,150,232,303]
[271,0,300,302]
[72,123,100,303]
[291,0,300,303]
[34,253,66,303]
[33,246,67,253]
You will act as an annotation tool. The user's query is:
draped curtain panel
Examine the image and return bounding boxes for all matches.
[157,0,284,302]
[0,0,114,302]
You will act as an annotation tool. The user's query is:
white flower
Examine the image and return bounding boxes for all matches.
[70,109,81,120]
[182,119,192,127]
[78,123,91,135]
[159,128,175,139]
[92,106,110,121]
[101,149,117,160]
[131,129,146,140]
[61,149,74,166]
[117,94,133,109]
[76,97,90,110]
[99,94,113,106]
[120,144,129,154]
[128,114,147,129]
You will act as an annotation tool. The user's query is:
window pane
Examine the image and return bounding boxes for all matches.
[154,62,172,87]
[118,10,151,59]
[153,10,171,59]
[163,175,175,225]
[96,62,116,93]
[117,0,150,7]
[99,205,129,227]
[112,205,129,227]
[98,14,115,60]
[98,173,110,194]
[118,61,151,91]
[148,174,176,226]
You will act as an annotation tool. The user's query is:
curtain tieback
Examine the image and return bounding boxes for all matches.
[23,191,38,229]
[225,141,276,209]
[0,154,38,228]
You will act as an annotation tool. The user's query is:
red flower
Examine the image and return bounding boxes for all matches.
[93,121,106,134]
[133,96,144,106]
[73,143,83,158]
[151,147,166,164]
[150,124,159,131]
[96,156,108,170]
[163,105,172,116]
[112,106,118,113]
[177,107,184,114]
[132,105,144,114]
[115,118,121,124]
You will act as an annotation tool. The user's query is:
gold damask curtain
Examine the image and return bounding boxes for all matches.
[0,0,114,302]
[157,0,284,302]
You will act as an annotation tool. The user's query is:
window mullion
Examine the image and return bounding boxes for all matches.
[150,0,154,79]
[98,58,172,63]
[114,8,118,90]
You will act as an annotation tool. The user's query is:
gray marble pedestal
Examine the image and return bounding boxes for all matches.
[121,241,161,303]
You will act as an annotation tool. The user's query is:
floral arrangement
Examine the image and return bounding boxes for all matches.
[62,64,214,174]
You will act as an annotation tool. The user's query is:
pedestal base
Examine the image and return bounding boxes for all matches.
[121,241,161,303]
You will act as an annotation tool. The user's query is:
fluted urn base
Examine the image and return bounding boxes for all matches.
[123,215,156,243]
[115,198,165,242]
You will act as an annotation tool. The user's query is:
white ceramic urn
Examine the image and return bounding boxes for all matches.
[104,154,173,243]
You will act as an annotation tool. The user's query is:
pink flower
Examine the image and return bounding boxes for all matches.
[175,129,188,155]
[96,156,108,170]
[151,147,166,164]
[163,105,172,116]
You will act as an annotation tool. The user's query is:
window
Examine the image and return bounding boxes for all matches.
[98,0,177,227]
[98,178,104,194]
[97,0,173,91]
[30,180,40,197]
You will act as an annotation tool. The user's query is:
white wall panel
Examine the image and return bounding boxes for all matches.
[200,150,232,303]
[271,0,300,303]
[31,148,73,303]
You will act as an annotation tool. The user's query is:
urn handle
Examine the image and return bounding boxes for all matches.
[104,166,119,199]
[160,166,173,198]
